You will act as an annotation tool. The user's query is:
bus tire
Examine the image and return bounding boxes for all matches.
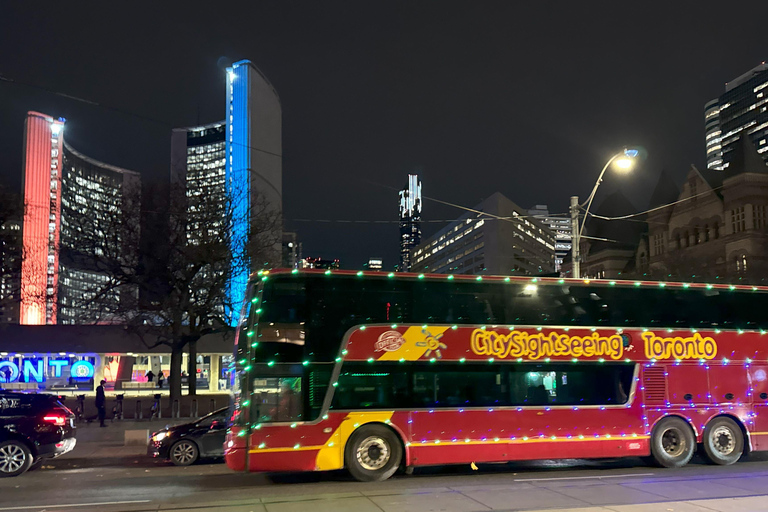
[702,417,743,466]
[345,424,402,482]
[650,417,695,468]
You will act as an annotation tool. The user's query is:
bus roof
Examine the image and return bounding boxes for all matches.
[252,268,768,294]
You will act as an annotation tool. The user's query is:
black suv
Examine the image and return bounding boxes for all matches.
[0,392,76,477]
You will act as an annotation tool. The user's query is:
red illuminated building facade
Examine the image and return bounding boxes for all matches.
[20,112,140,325]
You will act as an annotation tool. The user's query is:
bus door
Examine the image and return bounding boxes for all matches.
[748,365,768,450]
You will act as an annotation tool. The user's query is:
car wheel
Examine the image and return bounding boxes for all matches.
[650,416,695,468]
[170,440,199,466]
[702,417,744,465]
[344,424,402,482]
[0,440,33,477]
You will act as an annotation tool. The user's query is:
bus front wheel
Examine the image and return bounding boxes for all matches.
[702,417,743,465]
[650,417,695,468]
[345,424,402,482]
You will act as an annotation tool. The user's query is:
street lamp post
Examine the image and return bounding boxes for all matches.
[570,149,639,279]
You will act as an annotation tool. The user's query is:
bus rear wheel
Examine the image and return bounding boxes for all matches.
[345,424,402,482]
[702,417,743,465]
[650,417,695,468]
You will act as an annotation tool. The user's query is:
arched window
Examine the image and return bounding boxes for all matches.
[736,254,748,273]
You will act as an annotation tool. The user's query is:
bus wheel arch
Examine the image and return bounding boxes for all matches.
[649,415,696,468]
[344,422,404,482]
[701,415,746,465]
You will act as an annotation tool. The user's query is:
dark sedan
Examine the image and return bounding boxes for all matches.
[148,407,228,466]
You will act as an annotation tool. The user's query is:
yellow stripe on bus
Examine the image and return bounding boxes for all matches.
[376,326,450,361]
[246,412,395,471]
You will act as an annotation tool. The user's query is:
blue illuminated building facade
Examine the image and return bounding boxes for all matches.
[225,60,282,323]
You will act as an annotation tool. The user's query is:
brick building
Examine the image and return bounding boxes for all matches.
[573,133,768,285]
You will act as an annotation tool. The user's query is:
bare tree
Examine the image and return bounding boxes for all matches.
[66,175,281,402]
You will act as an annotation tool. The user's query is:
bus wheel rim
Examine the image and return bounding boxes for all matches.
[356,436,390,471]
[173,442,195,464]
[0,444,26,473]
[661,427,685,457]
[711,426,735,455]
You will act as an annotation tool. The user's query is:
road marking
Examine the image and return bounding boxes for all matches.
[0,500,151,511]
[514,472,655,482]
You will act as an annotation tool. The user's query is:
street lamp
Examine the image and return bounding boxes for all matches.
[570,148,639,279]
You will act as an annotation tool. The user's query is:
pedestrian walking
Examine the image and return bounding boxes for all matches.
[146,370,155,383]
[157,371,165,389]
[96,379,107,427]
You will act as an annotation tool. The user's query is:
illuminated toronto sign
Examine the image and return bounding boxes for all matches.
[641,331,717,360]
[0,359,95,383]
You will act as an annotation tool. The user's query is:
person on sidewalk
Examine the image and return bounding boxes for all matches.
[96,379,107,427]
[145,370,155,383]
[157,371,165,389]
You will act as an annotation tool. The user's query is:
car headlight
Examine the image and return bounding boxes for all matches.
[152,431,169,442]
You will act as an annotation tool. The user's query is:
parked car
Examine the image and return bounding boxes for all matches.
[0,392,77,477]
[148,407,228,466]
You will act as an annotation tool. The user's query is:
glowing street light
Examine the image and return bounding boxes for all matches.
[570,148,640,279]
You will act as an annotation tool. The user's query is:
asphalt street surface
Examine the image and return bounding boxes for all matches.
[4,450,768,511]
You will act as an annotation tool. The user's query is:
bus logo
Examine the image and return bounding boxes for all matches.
[375,331,405,352]
[418,329,447,359]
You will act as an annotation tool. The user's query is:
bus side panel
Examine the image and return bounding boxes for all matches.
[407,402,649,467]
[246,415,347,472]
[242,411,408,472]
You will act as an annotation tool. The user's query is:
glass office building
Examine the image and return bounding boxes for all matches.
[21,112,140,325]
[706,63,768,170]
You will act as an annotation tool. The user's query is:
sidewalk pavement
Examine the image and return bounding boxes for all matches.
[523,496,768,511]
[64,418,188,459]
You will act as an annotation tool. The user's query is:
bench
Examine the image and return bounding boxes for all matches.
[122,382,157,390]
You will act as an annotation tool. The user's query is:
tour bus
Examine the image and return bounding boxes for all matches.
[224,268,768,481]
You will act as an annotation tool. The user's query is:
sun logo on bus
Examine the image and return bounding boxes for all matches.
[419,328,447,359]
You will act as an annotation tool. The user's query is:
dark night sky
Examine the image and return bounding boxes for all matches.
[3,2,768,269]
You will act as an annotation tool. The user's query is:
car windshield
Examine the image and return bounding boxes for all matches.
[196,409,227,427]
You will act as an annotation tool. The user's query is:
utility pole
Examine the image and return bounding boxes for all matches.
[570,196,580,279]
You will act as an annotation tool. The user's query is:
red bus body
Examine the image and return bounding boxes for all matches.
[225,271,768,473]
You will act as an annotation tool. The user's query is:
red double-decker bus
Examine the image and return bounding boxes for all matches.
[225,269,768,481]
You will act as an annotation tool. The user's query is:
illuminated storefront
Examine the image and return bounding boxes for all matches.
[0,325,232,395]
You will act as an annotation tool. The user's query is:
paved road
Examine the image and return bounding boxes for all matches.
[4,446,768,511]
